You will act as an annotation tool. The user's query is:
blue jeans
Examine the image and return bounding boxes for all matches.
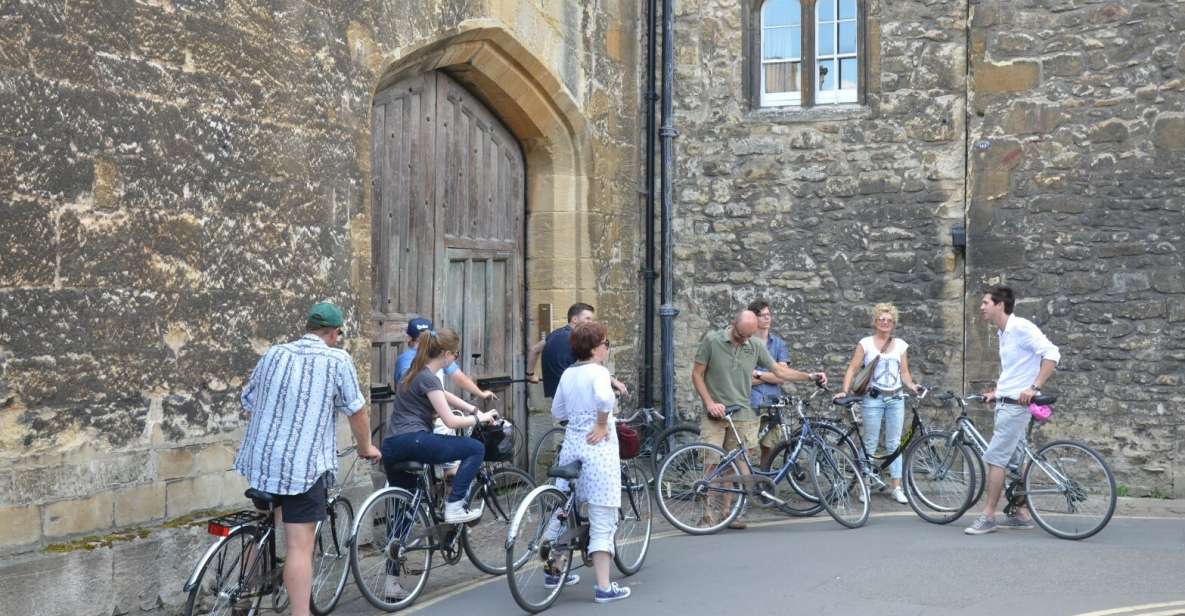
[381,430,484,503]
[861,394,905,479]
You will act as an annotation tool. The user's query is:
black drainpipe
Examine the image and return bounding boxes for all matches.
[659,0,678,427]
[641,0,658,412]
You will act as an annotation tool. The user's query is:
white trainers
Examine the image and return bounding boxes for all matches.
[444,499,481,524]
[383,576,409,601]
[891,487,908,504]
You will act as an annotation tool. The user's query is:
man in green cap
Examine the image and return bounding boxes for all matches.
[235,301,382,616]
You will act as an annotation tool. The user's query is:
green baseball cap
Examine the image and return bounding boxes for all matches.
[306,302,344,328]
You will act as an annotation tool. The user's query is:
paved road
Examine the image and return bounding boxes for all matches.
[333,511,1185,616]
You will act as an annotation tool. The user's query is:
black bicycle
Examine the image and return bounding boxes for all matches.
[183,447,361,615]
[348,434,535,610]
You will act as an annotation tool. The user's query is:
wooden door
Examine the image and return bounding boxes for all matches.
[371,71,526,431]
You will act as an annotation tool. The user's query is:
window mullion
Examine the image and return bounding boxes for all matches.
[803,0,816,107]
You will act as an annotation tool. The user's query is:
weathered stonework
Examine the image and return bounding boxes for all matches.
[966,0,1185,497]
[0,2,643,602]
[669,0,967,422]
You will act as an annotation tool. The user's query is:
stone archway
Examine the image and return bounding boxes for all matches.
[365,25,595,442]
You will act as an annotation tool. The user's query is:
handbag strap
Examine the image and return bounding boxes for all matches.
[868,335,893,358]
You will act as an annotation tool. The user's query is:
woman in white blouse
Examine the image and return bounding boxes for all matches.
[837,303,920,504]
[546,321,631,603]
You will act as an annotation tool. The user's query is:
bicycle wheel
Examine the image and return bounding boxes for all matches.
[462,467,536,575]
[811,440,870,529]
[1025,440,1116,540]
[761,440,824,517]
[650,423,700,476]
[184,527,264,616]
[655,443,744,535]
[903,431,977,524]
[529,427,566,485]
[350,488,433,611]
[614,459,652,575]
[787,423,860,502]
[310,497,354,615]
[506,485,573,613]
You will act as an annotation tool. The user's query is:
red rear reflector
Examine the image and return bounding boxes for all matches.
[207,523,231,537]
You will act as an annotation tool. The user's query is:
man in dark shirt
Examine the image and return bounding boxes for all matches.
[527,302,627,397]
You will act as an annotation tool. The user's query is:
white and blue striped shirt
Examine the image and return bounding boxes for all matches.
[235,334,366,495]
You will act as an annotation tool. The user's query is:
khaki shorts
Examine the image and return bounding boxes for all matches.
[699,416,759,465]
[757,415,787,450]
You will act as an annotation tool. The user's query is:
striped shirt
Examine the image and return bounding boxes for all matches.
[235,334,366,495]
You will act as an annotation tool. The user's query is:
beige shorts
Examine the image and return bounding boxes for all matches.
[758,415,787,449]
[699,416,759,465]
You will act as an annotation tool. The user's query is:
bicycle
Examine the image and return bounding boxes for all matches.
[530,404,699,482]
[829,387,981,524]
[655,387,870,532]
[928,391,1117,539]
[183,447,361,616]
[506,457,651,613]
[348,433,535,610]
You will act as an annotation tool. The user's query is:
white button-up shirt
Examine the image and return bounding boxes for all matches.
[996,315,1061,398]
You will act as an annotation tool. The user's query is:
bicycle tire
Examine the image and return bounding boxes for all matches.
[614,459,652,575]
[184,526,264,616]
[1025,440,1116,540]
[506,485,573,613]
[789,423,861,502]
[529,426,567,485]
[760,440,825,517]
[650,423,700,476]
[310,497,354,615]
[350,487,433,611]
[902,431,977,525]
[654,442,744,535]
[811,440,870,529]
[462,467,536,575]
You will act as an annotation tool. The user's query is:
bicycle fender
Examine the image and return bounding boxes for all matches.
[184,533,236,593]
[348,486,417,545]
[506,484,568,549]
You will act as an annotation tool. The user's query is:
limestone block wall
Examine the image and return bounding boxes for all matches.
[0,0,642,571]
[966,1,1185,496]
[668,0,968,414]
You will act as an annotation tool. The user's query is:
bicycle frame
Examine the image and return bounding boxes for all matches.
[836,391,932,479]
[947,397,1078,505]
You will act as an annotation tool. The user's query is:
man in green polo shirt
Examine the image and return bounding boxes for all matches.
[691,309,828,528]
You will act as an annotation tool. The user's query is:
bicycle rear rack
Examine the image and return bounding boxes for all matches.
[206,510,269,537]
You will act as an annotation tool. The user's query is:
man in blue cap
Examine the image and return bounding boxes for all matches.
[235,301,381,616]
[393,316,497,401]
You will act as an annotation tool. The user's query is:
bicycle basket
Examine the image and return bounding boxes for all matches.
[474,421,515,462]
[616,422,640,460]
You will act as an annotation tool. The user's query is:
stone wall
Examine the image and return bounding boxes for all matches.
[966,0,1185,496]
[669,0,1185,496]
[0,0,642,582]
[669,0,968,414]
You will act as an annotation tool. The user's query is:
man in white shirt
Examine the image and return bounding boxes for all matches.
[966,285,1061,535]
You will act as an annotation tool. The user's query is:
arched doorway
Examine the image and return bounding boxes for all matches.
[370,69,526,426]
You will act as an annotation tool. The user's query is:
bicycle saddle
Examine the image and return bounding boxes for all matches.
[1032,395,1057,406]
[389,460,425,473]
[245,488,275,504]
[548,460,582,480]
[832,396,861,408]
[724,405,744,417]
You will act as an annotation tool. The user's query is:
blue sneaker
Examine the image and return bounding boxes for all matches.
[594,582,631,603]
[544,572,580,588]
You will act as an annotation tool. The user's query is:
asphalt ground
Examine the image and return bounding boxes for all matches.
[331,493,1185,616]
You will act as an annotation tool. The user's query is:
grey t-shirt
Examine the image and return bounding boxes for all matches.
[386,368,444,437]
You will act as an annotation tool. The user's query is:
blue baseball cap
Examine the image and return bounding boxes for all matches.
[406,317,432,339]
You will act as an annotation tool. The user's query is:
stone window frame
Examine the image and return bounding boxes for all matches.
[744,0,868,110]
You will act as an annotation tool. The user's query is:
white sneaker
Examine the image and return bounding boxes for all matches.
[383,576,409,601]
[444,499,481,524]
[891,487,908,504]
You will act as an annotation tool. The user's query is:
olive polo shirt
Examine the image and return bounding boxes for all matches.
[693,327,777,421]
